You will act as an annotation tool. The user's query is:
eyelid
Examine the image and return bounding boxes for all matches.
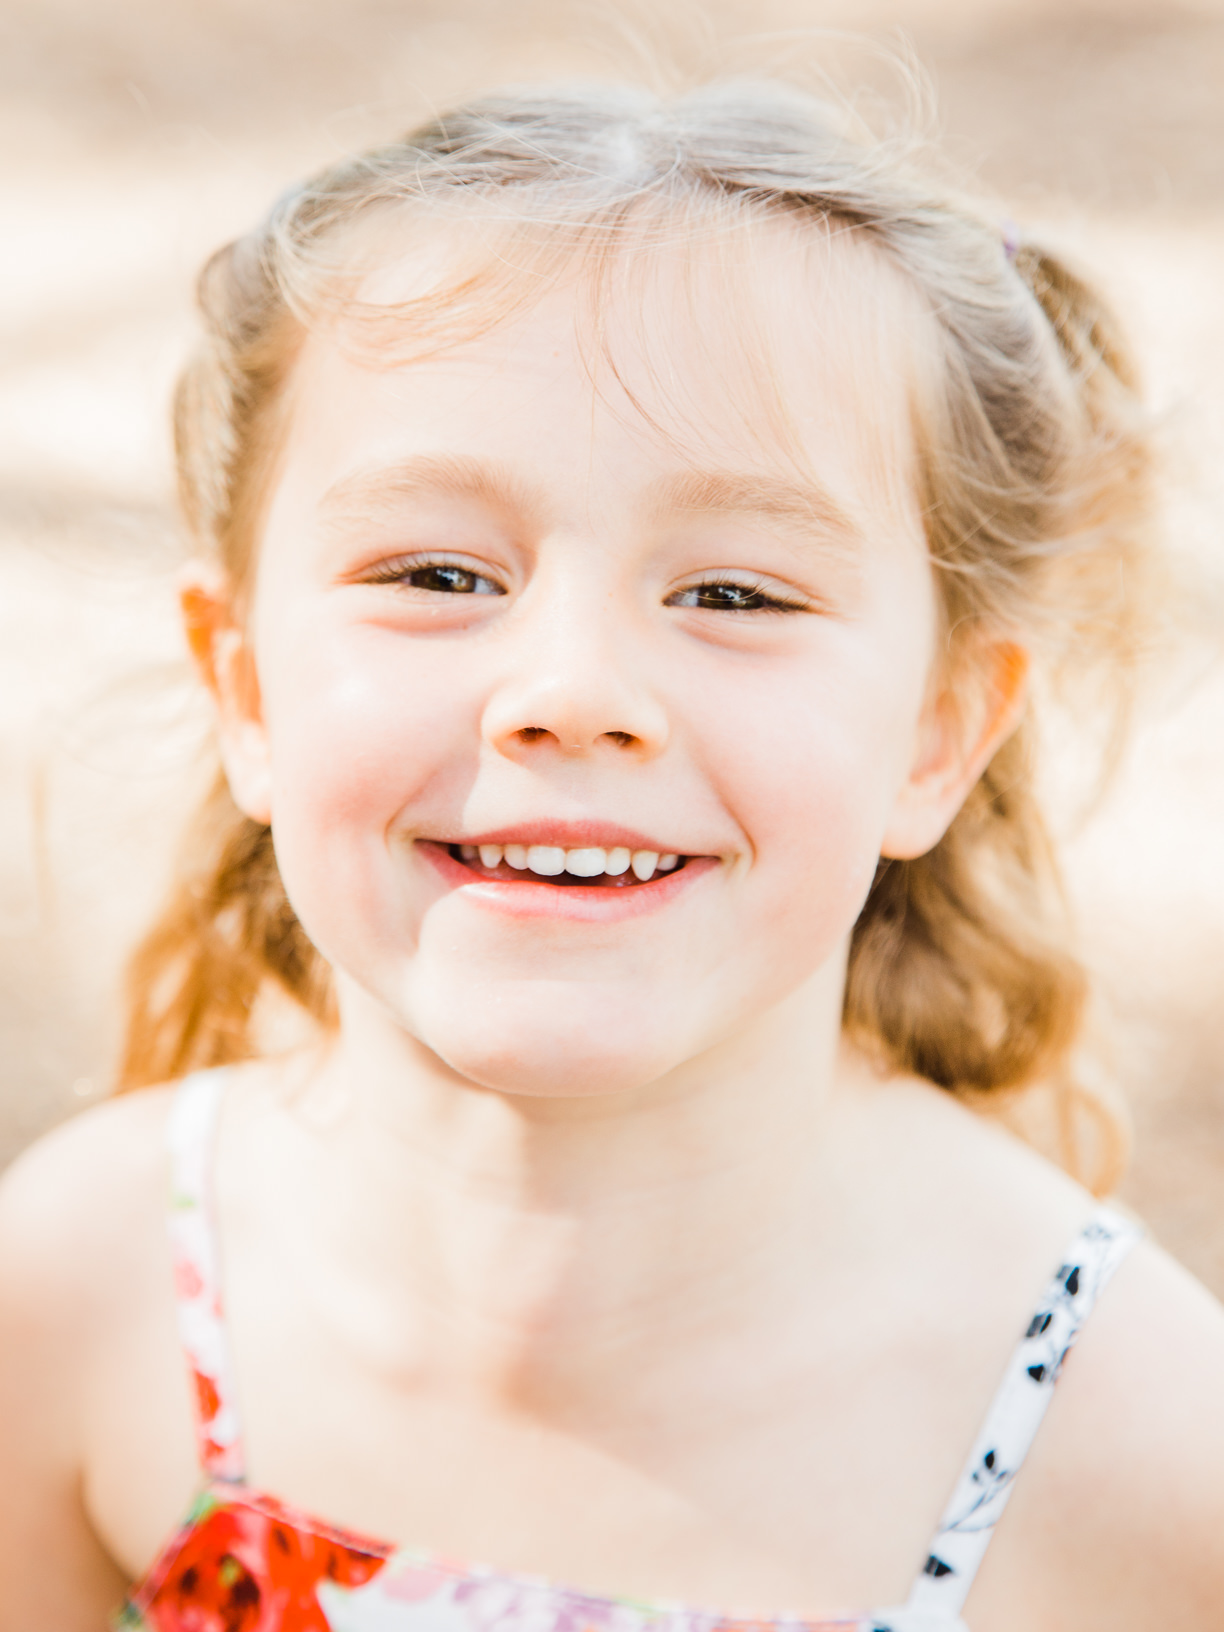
[665,572,817,613]
[355,550,508,592]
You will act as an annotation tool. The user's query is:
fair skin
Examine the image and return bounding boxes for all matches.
[1,222,1223,1632]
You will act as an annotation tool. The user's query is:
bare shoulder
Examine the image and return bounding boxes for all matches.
[0,1088,176,1629]
[0,1086,175,1333]
[973,1231,1224,1630]
[849,1077,1224,1625]
[0,1087,178,1438]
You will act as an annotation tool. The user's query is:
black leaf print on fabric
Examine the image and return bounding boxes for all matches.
[1019,1255,1092,1389]
[942,1445,1016,1536]
[909,1214,1139,1620]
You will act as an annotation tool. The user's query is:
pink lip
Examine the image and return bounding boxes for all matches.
[420,842,719,922]
[429,822,690,854]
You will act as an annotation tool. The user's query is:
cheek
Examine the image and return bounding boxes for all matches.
[255,625,468,943]
[693,629,928,933]
[265,633,431,809]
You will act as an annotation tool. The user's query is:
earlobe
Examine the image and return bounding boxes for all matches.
[880,640,1029,862]
[180,563,273,825]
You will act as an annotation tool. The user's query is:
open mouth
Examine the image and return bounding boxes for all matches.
[447,842,690,887]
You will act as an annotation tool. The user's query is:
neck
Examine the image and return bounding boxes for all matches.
[285,965,860,1408]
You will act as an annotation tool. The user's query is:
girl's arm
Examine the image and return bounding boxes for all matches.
[0,1094,173,1630]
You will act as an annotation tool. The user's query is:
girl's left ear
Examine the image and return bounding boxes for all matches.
[180,562,274,825]
[880,639,1029,861]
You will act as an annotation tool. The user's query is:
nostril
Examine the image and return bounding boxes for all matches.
[507,725,639,750]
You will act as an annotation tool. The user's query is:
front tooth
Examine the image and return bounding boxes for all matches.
[527,845,566,876]
[565,847,607,877]
[479,844,504,869]
[504,844,528,869]
[605,847,631,876]
[630,850,659,881]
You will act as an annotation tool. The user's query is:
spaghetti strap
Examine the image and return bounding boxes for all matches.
[873,1206,1142,1631]
[167,1067,246,1483]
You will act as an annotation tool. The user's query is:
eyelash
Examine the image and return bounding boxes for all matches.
[664,579,811,615]
[362,558,810,615]
[363,557,505,597]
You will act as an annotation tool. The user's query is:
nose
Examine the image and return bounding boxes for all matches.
[481,595,669,762]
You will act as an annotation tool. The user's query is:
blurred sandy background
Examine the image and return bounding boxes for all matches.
[3,0,1224,1290]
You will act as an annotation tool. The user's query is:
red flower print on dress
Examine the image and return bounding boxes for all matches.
[141,1495,386,1632]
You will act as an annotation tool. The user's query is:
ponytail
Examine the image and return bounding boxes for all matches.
[845,730,1084,1093]
[119,773,331,1089]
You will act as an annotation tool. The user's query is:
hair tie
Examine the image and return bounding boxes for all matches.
[1001,219,1021,261]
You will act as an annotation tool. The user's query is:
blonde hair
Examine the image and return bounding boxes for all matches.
[120,79,1154,1184]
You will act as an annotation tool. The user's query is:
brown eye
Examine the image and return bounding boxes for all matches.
[691,583,767,610]
[667,580,804,613]
[405,564,502,595]
[365,558,506,595]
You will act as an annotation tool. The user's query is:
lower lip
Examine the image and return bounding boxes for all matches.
[420,843,719,921]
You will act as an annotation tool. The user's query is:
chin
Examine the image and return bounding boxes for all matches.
[404,979,692,1100]
[430,1023,684,1102]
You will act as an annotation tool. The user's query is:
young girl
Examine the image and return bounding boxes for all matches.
[2,75,1223,1632]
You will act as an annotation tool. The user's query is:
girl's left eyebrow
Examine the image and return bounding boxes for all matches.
[649,471,866,557]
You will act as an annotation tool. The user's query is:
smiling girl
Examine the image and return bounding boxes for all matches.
[2,77,1223,1632]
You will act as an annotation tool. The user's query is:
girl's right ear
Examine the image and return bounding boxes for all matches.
[180,562,273,825]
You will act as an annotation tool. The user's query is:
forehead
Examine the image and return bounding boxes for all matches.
[285,206,929,536]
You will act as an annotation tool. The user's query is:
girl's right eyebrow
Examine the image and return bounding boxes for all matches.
[319,453,541,528]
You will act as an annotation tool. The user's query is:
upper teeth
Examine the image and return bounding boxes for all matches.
[460,843,680,882]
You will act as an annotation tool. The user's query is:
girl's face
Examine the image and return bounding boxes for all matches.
[216,222,1007,1098]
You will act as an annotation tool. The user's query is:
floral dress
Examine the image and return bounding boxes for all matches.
[116,1070,1140,1632]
